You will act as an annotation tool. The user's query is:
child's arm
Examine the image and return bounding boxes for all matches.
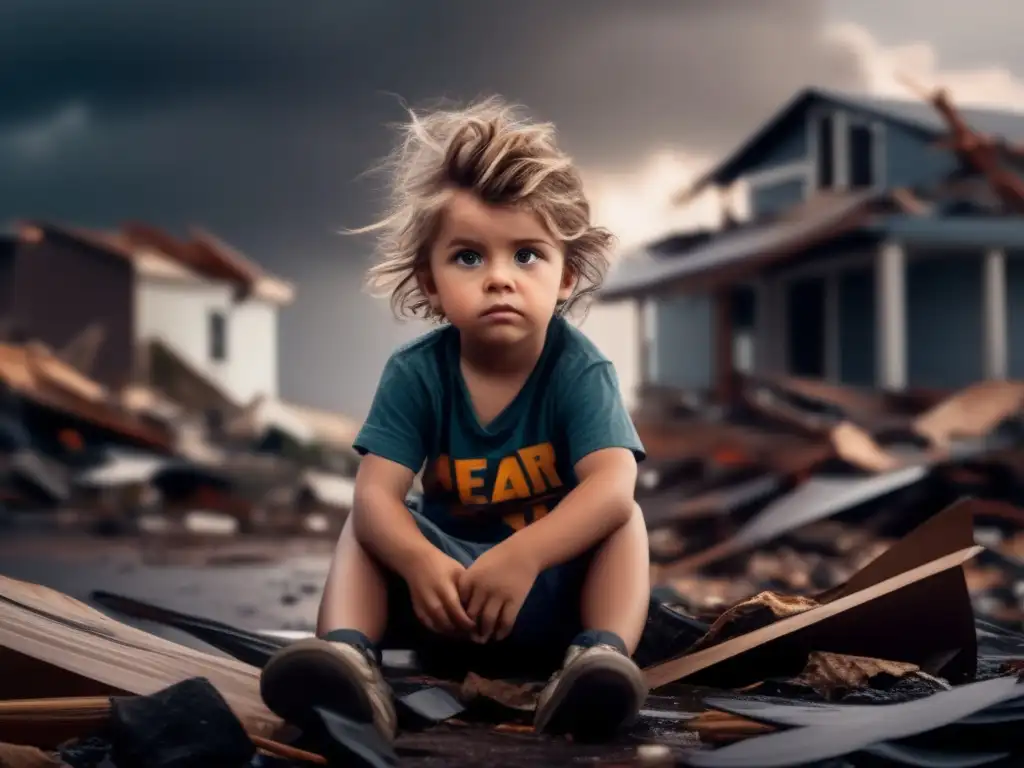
[350,352,434,567]
[516,358,643,561]
[509,359,645,569]
[458,361,644,641]
[344,354,475,634]
[350,455,476,634]
[351,454,435,572]
[458,448,637,643]
[502,446,637,572]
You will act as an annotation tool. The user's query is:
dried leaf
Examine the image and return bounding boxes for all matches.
[0,742,65,768]
[458,673,540,712]
[791,651,920,699]
[686,592,820,653]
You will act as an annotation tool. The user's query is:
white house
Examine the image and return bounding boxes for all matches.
[130,235,294,404]
[7,221,294,406]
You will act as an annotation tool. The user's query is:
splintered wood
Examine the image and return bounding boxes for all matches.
[0,575,284,738]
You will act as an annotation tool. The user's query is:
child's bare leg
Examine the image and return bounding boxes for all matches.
[261,514,398,741]
[534,502,649,739]
[317,514,389,641]
[581,502,650,652]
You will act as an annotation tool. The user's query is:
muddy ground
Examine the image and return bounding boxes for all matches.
[0,530,335,644]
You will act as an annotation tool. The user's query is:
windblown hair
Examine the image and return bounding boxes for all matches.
[355,97,615,321]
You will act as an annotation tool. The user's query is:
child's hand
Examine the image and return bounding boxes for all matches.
[458,541,540,644]
[406,549,476,637]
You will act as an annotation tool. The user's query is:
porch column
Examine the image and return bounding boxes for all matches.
[983,248,1008,380]
[638,297,658,385]
[875,240,907,390]
[832,110,850,191]
[824,273,841,382]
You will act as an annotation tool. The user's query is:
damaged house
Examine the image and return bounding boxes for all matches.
[0,221,294,406]
[599,85,1024,401]
[0,222,361,527]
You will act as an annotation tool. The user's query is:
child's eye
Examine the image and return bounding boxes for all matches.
[514,248,539,265]
[453,250,482,266]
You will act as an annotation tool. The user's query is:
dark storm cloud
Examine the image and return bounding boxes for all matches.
[0,0,871,416]
[0,0,869,162]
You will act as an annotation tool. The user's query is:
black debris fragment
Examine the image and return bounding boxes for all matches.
[109,678,255,768]
[311,706,397,768]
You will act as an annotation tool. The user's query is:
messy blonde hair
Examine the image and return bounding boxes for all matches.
[355,97,615,321]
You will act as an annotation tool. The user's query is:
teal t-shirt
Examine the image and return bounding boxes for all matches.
[353,316,646,543]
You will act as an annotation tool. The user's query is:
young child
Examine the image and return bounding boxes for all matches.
[260,97,650,744]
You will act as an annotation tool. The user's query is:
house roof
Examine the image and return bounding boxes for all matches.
[600,192,1024,302]
[14,221,295,306]
[683,86,1024,198]
[598,190,880,301]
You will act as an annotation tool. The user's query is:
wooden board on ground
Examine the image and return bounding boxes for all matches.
[0,574,284,738]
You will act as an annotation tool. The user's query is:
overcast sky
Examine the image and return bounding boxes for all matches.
[2,1,1021,418]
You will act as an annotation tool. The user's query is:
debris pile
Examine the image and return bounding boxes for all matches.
[8,357,1024,764]
[0,490,1021,766]
[0,333,359,541]
[638,375,1024,627]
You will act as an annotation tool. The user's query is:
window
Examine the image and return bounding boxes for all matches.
[816,114,834,189]
[208,310,227,362]
[848,124,875,188]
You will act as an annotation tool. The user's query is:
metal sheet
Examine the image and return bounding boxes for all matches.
[686,675,1024,767]
[732,465,930,550]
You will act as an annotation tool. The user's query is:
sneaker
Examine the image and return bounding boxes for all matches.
[259,637,398,742]
[533,642,647,740]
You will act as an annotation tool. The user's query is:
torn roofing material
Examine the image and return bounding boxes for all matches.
[0,342,173,452]
[14,220,294,305]
[645,498,984,690]
[688,674,1024,767]
[676,85,1024,202]
[598,190,878,301]
[662,464,932,574]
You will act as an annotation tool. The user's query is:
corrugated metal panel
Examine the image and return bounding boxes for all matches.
[600,191,876,300]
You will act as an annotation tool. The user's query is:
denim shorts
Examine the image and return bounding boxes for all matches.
[378,506,593,679]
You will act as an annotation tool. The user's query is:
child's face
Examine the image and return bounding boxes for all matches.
[422,189,575,346]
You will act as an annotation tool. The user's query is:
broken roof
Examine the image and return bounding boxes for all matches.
[0,341,173,451]
[14,220,294,306]
[281,400,361,450]
[598,190,879,301]
[684,86,1024,197]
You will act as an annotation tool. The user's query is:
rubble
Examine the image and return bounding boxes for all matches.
[6,331,1024,764]
[0,330,358,541]
[0,492,1018,766]
[7,337,1024,764]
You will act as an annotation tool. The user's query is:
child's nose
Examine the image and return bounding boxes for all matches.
[483,263,515,291]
